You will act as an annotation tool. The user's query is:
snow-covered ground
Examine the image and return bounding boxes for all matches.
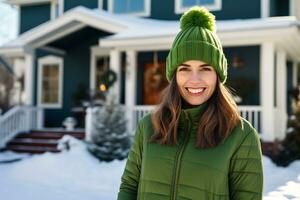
[0,136,299,200]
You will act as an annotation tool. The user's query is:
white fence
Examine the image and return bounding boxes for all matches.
[0,106,44,148]
[132,105,261,133]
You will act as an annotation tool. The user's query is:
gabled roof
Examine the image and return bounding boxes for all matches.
[0,6,133,55]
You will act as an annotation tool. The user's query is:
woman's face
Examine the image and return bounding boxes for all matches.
[176,60,217,106]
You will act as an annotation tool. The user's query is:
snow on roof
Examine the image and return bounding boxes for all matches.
[101,16,300,41]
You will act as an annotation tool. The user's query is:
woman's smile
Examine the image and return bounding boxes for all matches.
[186,87,206,95]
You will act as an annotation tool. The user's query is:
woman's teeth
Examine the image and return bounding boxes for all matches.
[187,88,205,94]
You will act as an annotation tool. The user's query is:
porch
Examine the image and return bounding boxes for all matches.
[131,105,262,134]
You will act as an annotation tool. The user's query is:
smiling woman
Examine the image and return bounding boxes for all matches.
[118,6,263,200]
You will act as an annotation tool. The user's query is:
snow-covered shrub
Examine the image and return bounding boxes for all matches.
[86,101,132,162]
[273,87,300,166]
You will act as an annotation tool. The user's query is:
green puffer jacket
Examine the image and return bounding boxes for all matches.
[117,103,263,200]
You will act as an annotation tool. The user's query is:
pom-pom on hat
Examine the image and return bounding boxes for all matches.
[166,6,227,83]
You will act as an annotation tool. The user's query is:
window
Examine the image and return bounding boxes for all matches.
[175,0,222,14]
[38,56,63,108]
[108,0,151,16]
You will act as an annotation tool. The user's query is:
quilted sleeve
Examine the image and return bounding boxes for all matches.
[229,127,264,200]
[117,121,144,200]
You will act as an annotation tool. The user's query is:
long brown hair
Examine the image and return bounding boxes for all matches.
[150,75,243,149]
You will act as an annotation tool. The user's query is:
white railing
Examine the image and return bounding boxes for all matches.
[132,105,154,132]
[132,105,261,133]
[0,105,44,148]
[239,106,261,133]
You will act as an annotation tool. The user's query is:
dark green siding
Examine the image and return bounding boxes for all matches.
[150,0,261,20]
[120,53,126,104]
[270,0,290,17]
[64,0,98,11]
[103,0,108,10]
[224,46,260,105]
[20,4,50,34]
[102,0,260,20]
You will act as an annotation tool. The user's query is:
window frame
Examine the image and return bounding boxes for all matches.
[37,55,63,108]
[50,0,64,20]
[108,0,151,17]
[175,0,222,14]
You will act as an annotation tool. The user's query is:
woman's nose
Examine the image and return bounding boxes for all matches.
[189,71,201,83]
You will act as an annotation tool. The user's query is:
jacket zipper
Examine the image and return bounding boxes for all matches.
[170,111,191,200]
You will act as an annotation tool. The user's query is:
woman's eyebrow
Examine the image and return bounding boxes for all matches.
[180,63,211,67]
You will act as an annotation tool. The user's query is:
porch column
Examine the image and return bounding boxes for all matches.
[292,62,298,88]
[109,49,121,103]
[275,50,287,140]
[13,58,25,105]
[260,42,275,141]
[125,50,137,133]
[24,50,35,106]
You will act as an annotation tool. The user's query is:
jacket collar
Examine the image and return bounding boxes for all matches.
[179,101,208,126]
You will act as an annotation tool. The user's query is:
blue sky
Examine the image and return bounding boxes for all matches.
[0,1,17,45]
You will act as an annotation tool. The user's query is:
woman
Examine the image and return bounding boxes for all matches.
[118,6,263,200]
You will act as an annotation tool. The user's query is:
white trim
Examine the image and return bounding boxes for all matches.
[260,42,275,142]
[125,50,137,132]
[50,0,56,20]
[24,49,35,105]
[98,0,103,10]
[108,0,151,17]
[59,0,64,16]
[5,0,51,5]
[275,50,287,140]
[108,49,121,103]
[290,0,295,16]
[16,5,20,35]
[90,46,110,91]
[261,0,270,18]
[175,0,222,14]
[293,62,298,87]
[37,55,63,109]
[50,0,64,20]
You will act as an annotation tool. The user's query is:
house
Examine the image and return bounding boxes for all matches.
[0,0,300,149]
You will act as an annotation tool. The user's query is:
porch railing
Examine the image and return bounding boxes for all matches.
[0,105,44,148]
[239,106,261,133]
[132,105,261,133]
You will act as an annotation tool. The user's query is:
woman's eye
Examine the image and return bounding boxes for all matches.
[201,67,212,71]
[179,67,189,71]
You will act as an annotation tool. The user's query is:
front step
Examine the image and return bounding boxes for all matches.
[4,129,85,154]
[6,145,60,154]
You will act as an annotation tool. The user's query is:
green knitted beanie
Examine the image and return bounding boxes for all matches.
[166,6,227,83]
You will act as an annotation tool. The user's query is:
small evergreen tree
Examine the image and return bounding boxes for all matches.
[274,86,300,166]
[86,100,132,162]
